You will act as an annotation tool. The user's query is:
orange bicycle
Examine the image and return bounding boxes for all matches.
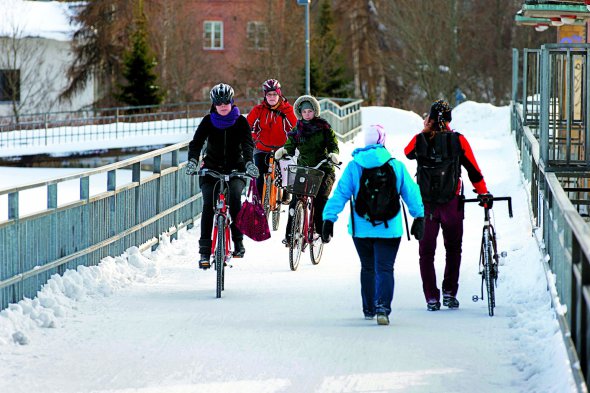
[257,141,285,231]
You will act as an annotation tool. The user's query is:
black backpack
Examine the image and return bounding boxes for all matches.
[354,158,400,227]
[415,132,462,204]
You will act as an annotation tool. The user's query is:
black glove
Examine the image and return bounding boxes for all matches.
[477,193,494,209]
[410,218,424,241]
[322,220,334,243]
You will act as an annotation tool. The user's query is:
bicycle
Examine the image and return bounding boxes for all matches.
[285,158,340,271]
[256,141,285,231]
[197,168,252,298]
[464,196,513,316]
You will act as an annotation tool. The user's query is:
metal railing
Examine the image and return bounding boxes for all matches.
[0,97,363,311]
[513,44,590,391]
[0,142,201,310]
[0,98,363,149]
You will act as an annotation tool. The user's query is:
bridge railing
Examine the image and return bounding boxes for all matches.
[0,98,363,149]
[0,97,363,311]
[513,44,590,391]
[0,142,200,311]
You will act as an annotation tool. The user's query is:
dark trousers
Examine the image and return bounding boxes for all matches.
[284,173,334,238]
[253,152,271,196]
[418,197,464,302]
[198,176,246,255]
[353,237,401,317]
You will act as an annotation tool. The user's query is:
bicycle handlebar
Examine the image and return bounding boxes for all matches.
[254,139,284,151]
[197,168,253,181]
[464,196,513,218]
[280,155,342,170]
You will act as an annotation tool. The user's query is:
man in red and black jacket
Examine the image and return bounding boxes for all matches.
[247,79,297,194]
[404,100,492,312]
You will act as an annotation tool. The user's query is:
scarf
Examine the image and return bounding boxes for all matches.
[211,106,241,129]
[289,118,330,143]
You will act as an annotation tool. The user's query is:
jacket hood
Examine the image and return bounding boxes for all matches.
[293,95,321,119]
[351,144,392,169]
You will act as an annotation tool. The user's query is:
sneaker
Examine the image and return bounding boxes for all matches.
[232,240,245,258]
[427,301,441,311]
[199,254,211,270]
[443,295,460,309]
[364,314,375,320]
[376,313,390,325]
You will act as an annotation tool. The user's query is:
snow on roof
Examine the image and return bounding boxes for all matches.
[0,0,84,42]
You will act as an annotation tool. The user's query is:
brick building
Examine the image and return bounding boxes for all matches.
[178,0,304,103]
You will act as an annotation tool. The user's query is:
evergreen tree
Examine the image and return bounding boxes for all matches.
[116,17,164,107]
[304,0,351,98]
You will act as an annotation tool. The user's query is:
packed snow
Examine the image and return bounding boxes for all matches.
[0,104,577,392]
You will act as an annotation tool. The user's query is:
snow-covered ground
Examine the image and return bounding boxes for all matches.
[0,104,576,392]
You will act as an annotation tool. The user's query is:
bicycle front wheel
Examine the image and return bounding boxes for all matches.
[483,228,495,316]
[215,215,226,299]
[289,201,305,271]
[262,176,271,219]
[310,233,323,265]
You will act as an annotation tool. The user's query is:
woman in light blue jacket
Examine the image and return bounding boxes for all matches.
[322,124,424,326]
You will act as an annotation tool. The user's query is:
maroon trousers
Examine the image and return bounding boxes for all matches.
[418,197,465,303]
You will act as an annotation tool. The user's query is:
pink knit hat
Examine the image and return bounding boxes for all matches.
[364,124,386,146]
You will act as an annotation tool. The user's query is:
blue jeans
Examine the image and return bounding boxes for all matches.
[353,237,401,317]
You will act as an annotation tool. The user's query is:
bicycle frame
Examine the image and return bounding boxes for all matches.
[255,140,284,231]
[197,169,251,298]
[210,190,232,266]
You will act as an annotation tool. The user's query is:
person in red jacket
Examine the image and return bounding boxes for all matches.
[404,100,492,311]
[246,79,297,196]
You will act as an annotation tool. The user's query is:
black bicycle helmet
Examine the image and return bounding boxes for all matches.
[210,83,234,105]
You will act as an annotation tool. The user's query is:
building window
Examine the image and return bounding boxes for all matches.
[203,21,223,50]
[247,21,268,50]
[0,70,20,102]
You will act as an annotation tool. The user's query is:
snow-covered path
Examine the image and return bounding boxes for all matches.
[0,104,575,392]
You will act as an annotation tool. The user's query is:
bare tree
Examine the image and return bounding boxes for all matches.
[145,0,219,103]
[0,2,59,120]
[234,0,306,100]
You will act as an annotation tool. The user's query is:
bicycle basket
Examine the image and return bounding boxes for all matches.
[286,165,325,197]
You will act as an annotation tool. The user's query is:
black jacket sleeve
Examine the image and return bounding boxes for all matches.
[188,115,211,161]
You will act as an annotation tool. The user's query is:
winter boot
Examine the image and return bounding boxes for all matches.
[233,240,245,258]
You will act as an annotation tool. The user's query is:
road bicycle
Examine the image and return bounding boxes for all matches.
[257,141,285,231]
[197,168,252,298]
[464,196,512,316]
[285,158,340,271]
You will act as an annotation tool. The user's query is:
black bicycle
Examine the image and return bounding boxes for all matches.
[464,196,512,316]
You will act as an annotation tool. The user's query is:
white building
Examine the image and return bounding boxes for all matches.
[0,0,94,118]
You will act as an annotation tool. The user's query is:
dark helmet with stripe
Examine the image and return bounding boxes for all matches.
[210,83,234,105]
[262,79,282,96]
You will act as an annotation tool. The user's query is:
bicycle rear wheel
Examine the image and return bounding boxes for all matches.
[289,201,304,271]
[215,215,226,299]
[483,228,495,316]
[272,208,281,231]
